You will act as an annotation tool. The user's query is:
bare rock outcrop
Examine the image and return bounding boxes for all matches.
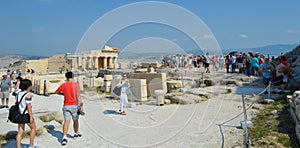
[285,45,300,90]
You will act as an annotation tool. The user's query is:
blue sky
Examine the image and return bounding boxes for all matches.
[0,0,299,56]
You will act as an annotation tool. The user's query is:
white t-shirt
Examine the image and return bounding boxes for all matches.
[16,91,32,114]
[117,81,130,94]
[276,63,286,77]
[231,56,237,64]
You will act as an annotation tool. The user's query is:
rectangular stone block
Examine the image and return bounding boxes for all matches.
[104,75,112,81]
[30,74,71,95]
[94,77,104,87]
[104,81,111,87]
[128,79,147,102]
[164,99,171,105]
[166,80,182,93]
[129,73,167,97]
[46,79,64,94]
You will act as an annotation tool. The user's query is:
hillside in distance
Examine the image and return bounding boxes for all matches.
[221,43,298,56]
[118,43,299,59]
[0,53,45,69]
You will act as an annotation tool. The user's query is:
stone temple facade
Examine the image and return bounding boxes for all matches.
[68,45,119,70]
[10,45,119,73]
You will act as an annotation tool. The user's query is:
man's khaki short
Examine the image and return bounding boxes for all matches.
[0,91,10,98]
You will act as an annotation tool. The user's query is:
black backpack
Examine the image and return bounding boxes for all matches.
[8,92,29,124]
[113,86,121,96]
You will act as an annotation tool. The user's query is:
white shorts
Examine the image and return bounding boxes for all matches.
[238,63,243,69]
[0,91,10,98]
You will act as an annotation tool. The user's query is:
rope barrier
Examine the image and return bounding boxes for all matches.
[218,82,273,148]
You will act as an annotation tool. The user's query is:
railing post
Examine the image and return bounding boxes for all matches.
[242,94,250,148]
[268,81,271,100]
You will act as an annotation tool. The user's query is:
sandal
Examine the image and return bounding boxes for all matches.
[120,111,126,115]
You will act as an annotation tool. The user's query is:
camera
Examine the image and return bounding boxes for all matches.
[77,110,85,115]
[77,109,85,115]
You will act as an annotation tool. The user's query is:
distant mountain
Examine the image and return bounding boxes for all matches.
[0,52,46,69]
[222,43,299,56]
[118,43,299,59]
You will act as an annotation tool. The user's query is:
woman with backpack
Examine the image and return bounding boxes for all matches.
[16,79,36,148]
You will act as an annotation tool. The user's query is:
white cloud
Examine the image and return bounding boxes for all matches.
[239,34,248,39]
[287,29,297,34]
[202,34,214,40]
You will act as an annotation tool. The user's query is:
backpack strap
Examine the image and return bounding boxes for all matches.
[16,92,29,115]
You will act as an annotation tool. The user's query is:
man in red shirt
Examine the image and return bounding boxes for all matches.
[56,72,83,146]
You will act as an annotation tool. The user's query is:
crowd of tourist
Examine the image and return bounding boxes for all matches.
[161,51,292,94]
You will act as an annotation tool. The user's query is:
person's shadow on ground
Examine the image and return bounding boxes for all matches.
[44,125,72,144]
[1,131,30,148]
[1,140,30,148]
[103,109,119,115]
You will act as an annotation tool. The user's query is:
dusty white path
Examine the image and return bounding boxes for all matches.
[1,72,266,148]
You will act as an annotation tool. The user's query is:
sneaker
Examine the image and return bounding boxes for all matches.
[61,138,68,146]
[74,133,82,138]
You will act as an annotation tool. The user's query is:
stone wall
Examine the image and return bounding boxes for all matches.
[26,59,49,73]
[140,62,161,68]
[48,55,70,73]
[28,74,65,95]
[10,55,69,74]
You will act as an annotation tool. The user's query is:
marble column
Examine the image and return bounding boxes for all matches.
[108,57,113,69]
[82,57,86,70]
[71,58,75,70]
[88,57,92,69]
[103,57,107,69]
[94,57,98,70]
[77,57,80,69]
[113,57,118,69]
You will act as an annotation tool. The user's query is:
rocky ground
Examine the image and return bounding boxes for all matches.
[0,70,284,148]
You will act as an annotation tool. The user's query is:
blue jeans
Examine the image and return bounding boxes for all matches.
[263,77,272,87]
[247,64,251,76]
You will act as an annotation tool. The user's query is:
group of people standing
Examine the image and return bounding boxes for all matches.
[161,51,291,94]
[225,51,291,94]
[162,53,215,73]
